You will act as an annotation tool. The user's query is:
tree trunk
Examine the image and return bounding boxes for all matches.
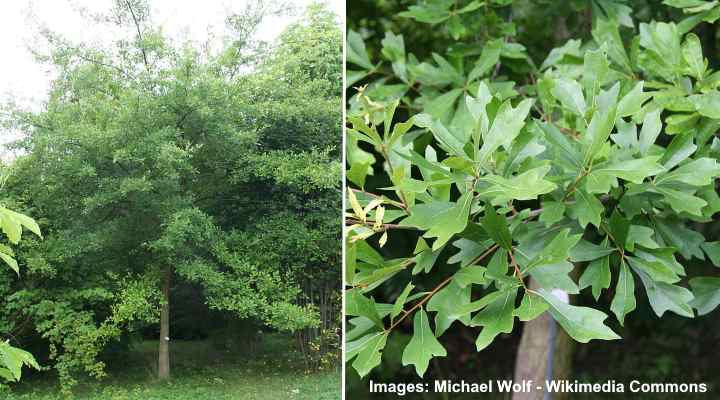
[158,267,171,380]
[512,280,573,400]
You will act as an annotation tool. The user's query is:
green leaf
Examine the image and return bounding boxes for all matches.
[592,18,632,72]
[656,157,720,186]
[568,189,603,228]
[423,191,473,250]
[448,238,490,267]
[350,332,388,377]
[346,289,384,329]
[477,165,557,204]
[472,288,518,351]
[608,210,631,251]
[610,261,636,325]
[453,265,487,288]
[689,91,720,118]
[682,33,706,79]
[477,99,534,165]
[391,283,415,320]
[689,277,720,315]
[655,186,707,216]
[616,81,648,118]
[639,109,662,156]
[529,261,579,294]
[401,201,453,229]
[449,290,508,319]
[514,291,549,321]
[0,253,19,275]
[625,225,659,251]
[486,248,508,280]
[347,30,374,69]
[427,280,472,335]
[480,204,512,250]
[581,46,610,101]
[539,201,565,227]
[525,229,582,271]
[634,269,695,318]
[538,122,583,169]
[627,256,680,284]
[583,83,619,165]
[413,243,443,274]
[401,308,447,377]
[414,114,468,159]
[551,78,586,116]
[701,242,720,267]
[4,210,41,238]
[586,156,663,193]
[570,240,614,262]
[468,39,502,82]
[536,288,620,343]
[579,256,611,301]
[654,217,705,260]
[0,210,22,245]
[0,342,39,381]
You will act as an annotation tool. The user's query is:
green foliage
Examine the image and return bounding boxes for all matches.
[0,173,42,383]
[346,0,720,379]
[1,1,340,391]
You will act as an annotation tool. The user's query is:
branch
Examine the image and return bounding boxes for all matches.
[124,0,150,71]
[385,244,499,333]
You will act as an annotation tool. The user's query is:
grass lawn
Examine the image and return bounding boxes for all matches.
[4,334,340,400]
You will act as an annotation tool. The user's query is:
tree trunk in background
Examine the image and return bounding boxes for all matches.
[158,267,171,380]
[512,279,573,400]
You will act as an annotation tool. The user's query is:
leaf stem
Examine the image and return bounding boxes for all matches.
[384,244,499,333]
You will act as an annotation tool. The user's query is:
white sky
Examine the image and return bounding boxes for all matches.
[0,0,343,110]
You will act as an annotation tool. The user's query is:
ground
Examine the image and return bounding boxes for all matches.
[4,334,340,400]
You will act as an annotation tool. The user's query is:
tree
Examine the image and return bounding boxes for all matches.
[345,0,720,388]
[1,0,340,392]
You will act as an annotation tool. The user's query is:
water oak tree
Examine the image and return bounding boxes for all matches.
[1,0,340,392]
[345,0,720,384]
